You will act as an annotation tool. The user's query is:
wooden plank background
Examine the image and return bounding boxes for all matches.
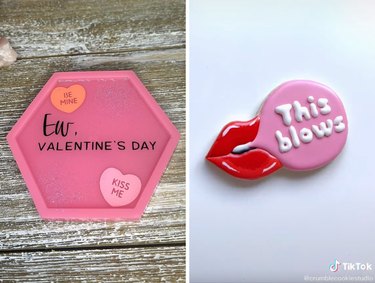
[0,0,185,281]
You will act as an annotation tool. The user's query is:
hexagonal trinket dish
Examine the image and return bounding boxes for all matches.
[7,71,180,220]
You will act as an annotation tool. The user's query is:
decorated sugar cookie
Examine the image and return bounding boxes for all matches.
[206,80,348,179]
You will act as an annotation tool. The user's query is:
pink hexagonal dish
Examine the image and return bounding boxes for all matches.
[7,71,180,220]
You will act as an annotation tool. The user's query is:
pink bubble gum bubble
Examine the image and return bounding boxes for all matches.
[7,71,180,220]
[251,80,348,171]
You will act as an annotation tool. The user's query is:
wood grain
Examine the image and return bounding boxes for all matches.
[0,0,185,58]
[0,246,186,282]
[0,48,185,251]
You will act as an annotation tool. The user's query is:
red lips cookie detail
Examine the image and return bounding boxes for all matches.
[206,116,282,179]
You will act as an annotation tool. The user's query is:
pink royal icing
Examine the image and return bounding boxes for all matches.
[251,80,348,171]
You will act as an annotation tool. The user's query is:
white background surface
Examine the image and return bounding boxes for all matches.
[189,1,375,282]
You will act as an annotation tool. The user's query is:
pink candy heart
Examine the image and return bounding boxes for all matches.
[100,168,142,207]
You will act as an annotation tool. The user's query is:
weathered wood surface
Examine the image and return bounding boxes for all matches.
[0,246,185,282]
[0,0,185,58]
[0,0,185,281]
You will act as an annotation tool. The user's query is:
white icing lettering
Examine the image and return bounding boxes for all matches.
[300,128,313,143]
[307,96,319,117]
[275,131,292,153]
[334,115,345,132]
[318,119,333,137]
[275,116,344,153]
[275,104,292,126]
[310,103,319,118]
[318,98,331,115]
[311,125,325,138]
[274,96,345,153]
[292,101,311,122]
[289,126,300,148]
[311,119,334,138]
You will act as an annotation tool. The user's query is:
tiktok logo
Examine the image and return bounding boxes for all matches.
[329,259,372,272]
[329,259,341,272]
